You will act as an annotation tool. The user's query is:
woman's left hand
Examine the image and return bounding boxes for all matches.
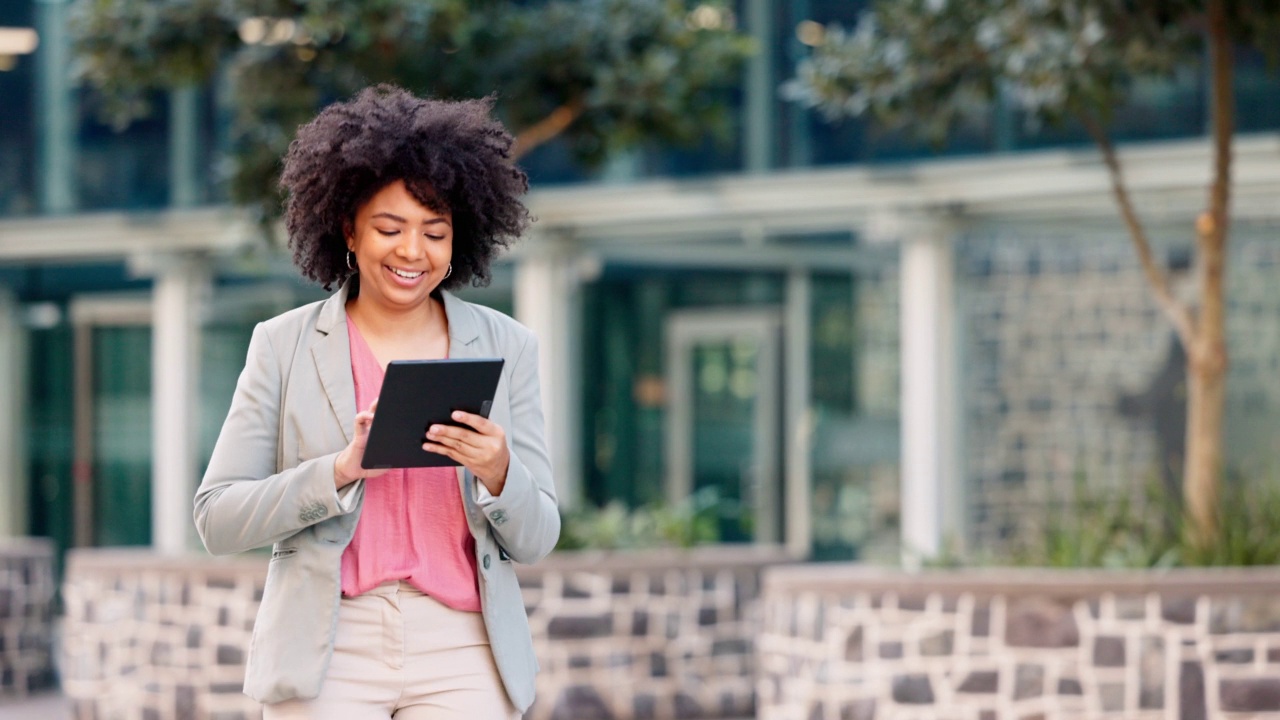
[424,411,510,496]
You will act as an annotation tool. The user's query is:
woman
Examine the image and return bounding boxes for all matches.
[194,85,559,719]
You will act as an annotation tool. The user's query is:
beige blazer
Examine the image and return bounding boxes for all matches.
[193,280,560,710]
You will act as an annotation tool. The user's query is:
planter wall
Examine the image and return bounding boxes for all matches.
[757,566,1280,719]
[60,545,788,719]
[0,538,56,698]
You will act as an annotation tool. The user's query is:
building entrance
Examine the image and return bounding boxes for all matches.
[665,310,783,544]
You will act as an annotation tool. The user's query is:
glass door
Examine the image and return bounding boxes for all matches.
[68,295,153,547]
[90,325,152,546]
[666,310,782,544]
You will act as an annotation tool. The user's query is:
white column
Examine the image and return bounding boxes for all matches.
[743,0,775,173]
[150,254,210,554]
[513,247,582,510]
[784,269,812,558]
[0,290,30,537]
[898,220,960,566]
[169,86,201,208]
[36,0,77,213]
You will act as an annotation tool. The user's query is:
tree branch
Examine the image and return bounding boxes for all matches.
[511,98,586,160]
[1078,111,1197,352]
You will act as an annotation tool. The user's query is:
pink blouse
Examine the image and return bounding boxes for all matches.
[339,315,481,611]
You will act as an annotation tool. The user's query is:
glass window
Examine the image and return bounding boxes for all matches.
[78,91,170,211]
[580,267,784,517]
[0,1,37,216]
[1237,49,1280,134]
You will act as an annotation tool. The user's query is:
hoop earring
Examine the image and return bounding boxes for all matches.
[444,263,452,280]
[346,251,356,271]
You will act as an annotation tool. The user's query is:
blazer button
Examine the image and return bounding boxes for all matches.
[483,554,491,570]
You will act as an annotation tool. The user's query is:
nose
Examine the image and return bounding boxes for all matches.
[395,231,428,261]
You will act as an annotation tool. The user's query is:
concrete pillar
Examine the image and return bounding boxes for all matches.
[169,86,201,208]
[784,269,812,557]
[0,290,30,537]
[513,244,582,510]
[150,254,210,554]
[743,0,775,173]
[35,0,76,213]
[898,219,961,566]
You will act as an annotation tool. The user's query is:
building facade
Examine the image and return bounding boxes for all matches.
[2,0,1279,568]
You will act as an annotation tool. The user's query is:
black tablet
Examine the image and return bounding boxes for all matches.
[361,358,505,470]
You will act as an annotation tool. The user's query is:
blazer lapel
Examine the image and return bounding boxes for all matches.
[441,292,487,524]
[312,280,357,445]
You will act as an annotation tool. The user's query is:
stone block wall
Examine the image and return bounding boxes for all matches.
[60,550,264,719]
[0,538,56,698]
[60,545,787,719]
[518,547,785,719]
[958,227,1280,550]
[758,565,1280,719]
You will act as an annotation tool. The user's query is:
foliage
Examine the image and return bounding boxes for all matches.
[1001,469,1280,569]
[556,487,722,551]
[784,0,1276,138]
[70,0,753,216]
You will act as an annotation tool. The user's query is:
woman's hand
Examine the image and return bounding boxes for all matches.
[334,399,389,489]
[424,411,510,496]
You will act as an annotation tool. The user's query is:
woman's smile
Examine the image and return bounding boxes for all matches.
[385,264,426,285]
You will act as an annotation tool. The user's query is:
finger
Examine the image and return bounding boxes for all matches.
[422,442,466,462]
[450,411,498,435]
[426,425,484,450]
[369,398,379,413]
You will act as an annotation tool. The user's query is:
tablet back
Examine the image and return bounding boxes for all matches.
[361,358,505,469]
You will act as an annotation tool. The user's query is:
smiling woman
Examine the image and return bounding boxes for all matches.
[193,85,559,719]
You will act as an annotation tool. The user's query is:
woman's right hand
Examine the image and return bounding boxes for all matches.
[334,399,389,488]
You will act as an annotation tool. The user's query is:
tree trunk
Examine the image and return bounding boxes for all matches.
[1183,0,1234,551]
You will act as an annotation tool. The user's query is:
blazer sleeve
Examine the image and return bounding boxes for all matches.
[474,330,561,563]
[193,323,359,556]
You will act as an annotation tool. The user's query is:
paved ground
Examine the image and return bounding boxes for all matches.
[0,692,71,720]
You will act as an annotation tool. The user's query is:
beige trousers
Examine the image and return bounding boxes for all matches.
[263,581,519,720]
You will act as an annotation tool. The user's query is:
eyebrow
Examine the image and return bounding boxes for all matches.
[370,212,451,226]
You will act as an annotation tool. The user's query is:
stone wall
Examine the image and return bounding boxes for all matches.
[0,538,56,698]
[60,545,787,719]
[757,565,1280,719]
[957,227,1280,549]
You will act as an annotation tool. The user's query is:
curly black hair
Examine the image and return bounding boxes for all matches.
[279,85,531,291]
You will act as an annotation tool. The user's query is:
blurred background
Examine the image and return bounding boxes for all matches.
[1,1,1279,718]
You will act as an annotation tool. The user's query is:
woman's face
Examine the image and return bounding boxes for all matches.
[347,179,453,313]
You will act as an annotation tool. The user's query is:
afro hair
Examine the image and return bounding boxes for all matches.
[279,85,531,291]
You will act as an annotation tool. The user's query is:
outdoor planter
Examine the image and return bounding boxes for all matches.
[0,538,56,698]
[757,565,1280,719]
[58,544,790,719]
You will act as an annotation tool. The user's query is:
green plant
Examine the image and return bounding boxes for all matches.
[556,487,721,551]
[999,467,1280,569]
[1180,470,1280,566]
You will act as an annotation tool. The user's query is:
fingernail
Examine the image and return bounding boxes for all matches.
[452,411,463,420]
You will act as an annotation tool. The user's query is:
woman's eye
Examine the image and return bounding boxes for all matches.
[376,229,399,236]
[427,235,446,241]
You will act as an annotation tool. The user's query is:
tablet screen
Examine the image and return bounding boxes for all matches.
[360,358,504,469]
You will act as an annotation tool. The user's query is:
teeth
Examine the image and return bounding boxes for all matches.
[389,267,423,279]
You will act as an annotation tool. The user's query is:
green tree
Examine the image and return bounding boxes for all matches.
[785,0,1279,551]
[70,0,752,215]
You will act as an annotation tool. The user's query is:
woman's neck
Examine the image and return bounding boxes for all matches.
[346,292,448,345]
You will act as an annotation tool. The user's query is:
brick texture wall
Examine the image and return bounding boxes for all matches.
[758,566,1280,719]
[0,539,56,699]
